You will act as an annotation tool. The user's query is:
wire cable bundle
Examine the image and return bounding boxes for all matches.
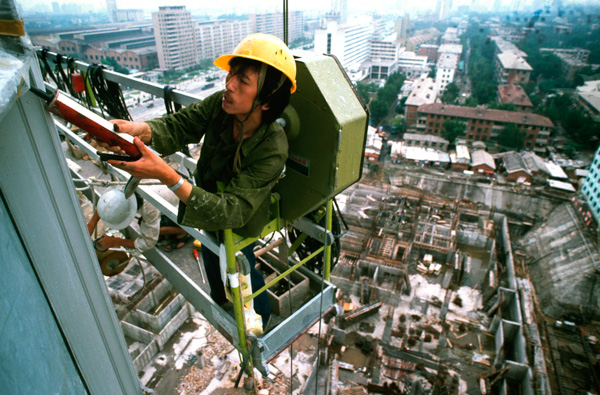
[86,64,132,121]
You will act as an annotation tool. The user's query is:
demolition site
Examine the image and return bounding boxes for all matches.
[71,142,600,394]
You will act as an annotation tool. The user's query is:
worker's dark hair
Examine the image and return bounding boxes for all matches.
[228,57,292,124]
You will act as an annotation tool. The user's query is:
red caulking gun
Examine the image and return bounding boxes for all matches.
[30,87,141,162]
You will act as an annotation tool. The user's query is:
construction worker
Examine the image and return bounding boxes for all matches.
[87,185,183,254]
[105,34,297,329]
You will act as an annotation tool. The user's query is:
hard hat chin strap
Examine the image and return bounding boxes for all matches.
[233,62,268,174]
[232,63,287,175]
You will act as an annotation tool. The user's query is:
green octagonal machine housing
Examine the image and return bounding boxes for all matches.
[274,51,369,221]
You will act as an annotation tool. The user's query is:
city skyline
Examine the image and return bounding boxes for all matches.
[18,0,590,16]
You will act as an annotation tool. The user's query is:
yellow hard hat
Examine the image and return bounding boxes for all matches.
[214,33,297,94]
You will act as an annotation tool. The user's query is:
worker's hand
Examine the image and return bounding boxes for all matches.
[110,120,152,144]
[108,137,173,182]
[84,120,152,154]
[96,235,121,250]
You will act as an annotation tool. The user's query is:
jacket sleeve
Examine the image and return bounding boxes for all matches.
[147,91,223,156]
[133,200,161,253]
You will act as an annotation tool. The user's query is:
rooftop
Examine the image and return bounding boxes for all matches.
[497,84,533,107]
[577,80,600,93]
[497,52,533,71]
[556,53,588,67]
[492,37,527,58]
[418,103,554,128]
[578,90,600,114]
[471,149,496,170]
[436,53,459,69]
[437,43,462,54]
[405,76,437,107]
[403,133,449,143]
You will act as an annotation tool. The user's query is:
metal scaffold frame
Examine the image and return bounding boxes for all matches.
[41,50,338,376]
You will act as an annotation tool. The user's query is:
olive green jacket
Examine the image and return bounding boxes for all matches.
[146,91,288,237]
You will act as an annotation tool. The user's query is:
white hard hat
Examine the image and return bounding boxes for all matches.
[97,188,137,230]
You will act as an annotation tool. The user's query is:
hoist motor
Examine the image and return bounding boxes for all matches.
[275,51,369,222]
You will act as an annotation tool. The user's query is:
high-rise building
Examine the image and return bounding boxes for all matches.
[435,0,452,20]
[152,6,198,71]
[370,34,401,80]
[52,2,60,13]
[196,20,251,61]
[330,0,348,24]
[582,149,600,223]
[313,18,373,70]
[249,11,304,45]
[106,0,117,22]
[114,9,144,23]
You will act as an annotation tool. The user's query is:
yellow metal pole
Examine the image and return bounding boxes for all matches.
[223,228,249,367]
[244,246,325,305]
[323,199,333,282]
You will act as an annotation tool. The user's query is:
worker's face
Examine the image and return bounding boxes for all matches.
[223,65,263,118]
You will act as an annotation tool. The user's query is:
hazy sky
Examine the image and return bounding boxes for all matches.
[14,0,496,15]
[16,0,588,16]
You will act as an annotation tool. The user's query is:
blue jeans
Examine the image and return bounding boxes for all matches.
[201,242,271,326]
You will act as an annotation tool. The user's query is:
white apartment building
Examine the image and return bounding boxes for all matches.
[196,20,251,61]
[114,9,144,23]
[106,0,117,23]
[369,33,400,80]
[436,0,453,21]
[314,18,373,70]
[582,146,600,223]
[435,53,458,92]
[441,27,460,44]
[249,11,304,44]
[397,49,429,79]
[540,47,590,63]
[152,6,198,70]
[437,43,462,66]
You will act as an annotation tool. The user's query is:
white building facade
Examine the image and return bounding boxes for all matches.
[196,20,251,61]
[314,18,373,71]
[582,146,600,223]
[435,52,459,93]
[153,6,198,70]
[250,11,304,44]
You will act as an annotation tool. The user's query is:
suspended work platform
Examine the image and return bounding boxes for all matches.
[40,47,368,377]
[65,122,338,374]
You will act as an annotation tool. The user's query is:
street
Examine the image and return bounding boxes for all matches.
[127,72,226,122]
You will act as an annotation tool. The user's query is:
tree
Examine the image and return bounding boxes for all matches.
[366,72,407,125]
[497,123,524,150]
[441,119,466,146]
[441,82,460,104]
[377,84,399,104]
[488,102,516,111]
[563,109,600,147]
[396,97,408,114]
[529,53,562,81]
[472,79,496,105]
[101,57,129,74]
[562,141,582,159]
[369,99,389,125]
[428,66,436,79]
[537,94,573,124]
[464,96,479,107]
[357,82,378,105]
[388,114,405,133]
